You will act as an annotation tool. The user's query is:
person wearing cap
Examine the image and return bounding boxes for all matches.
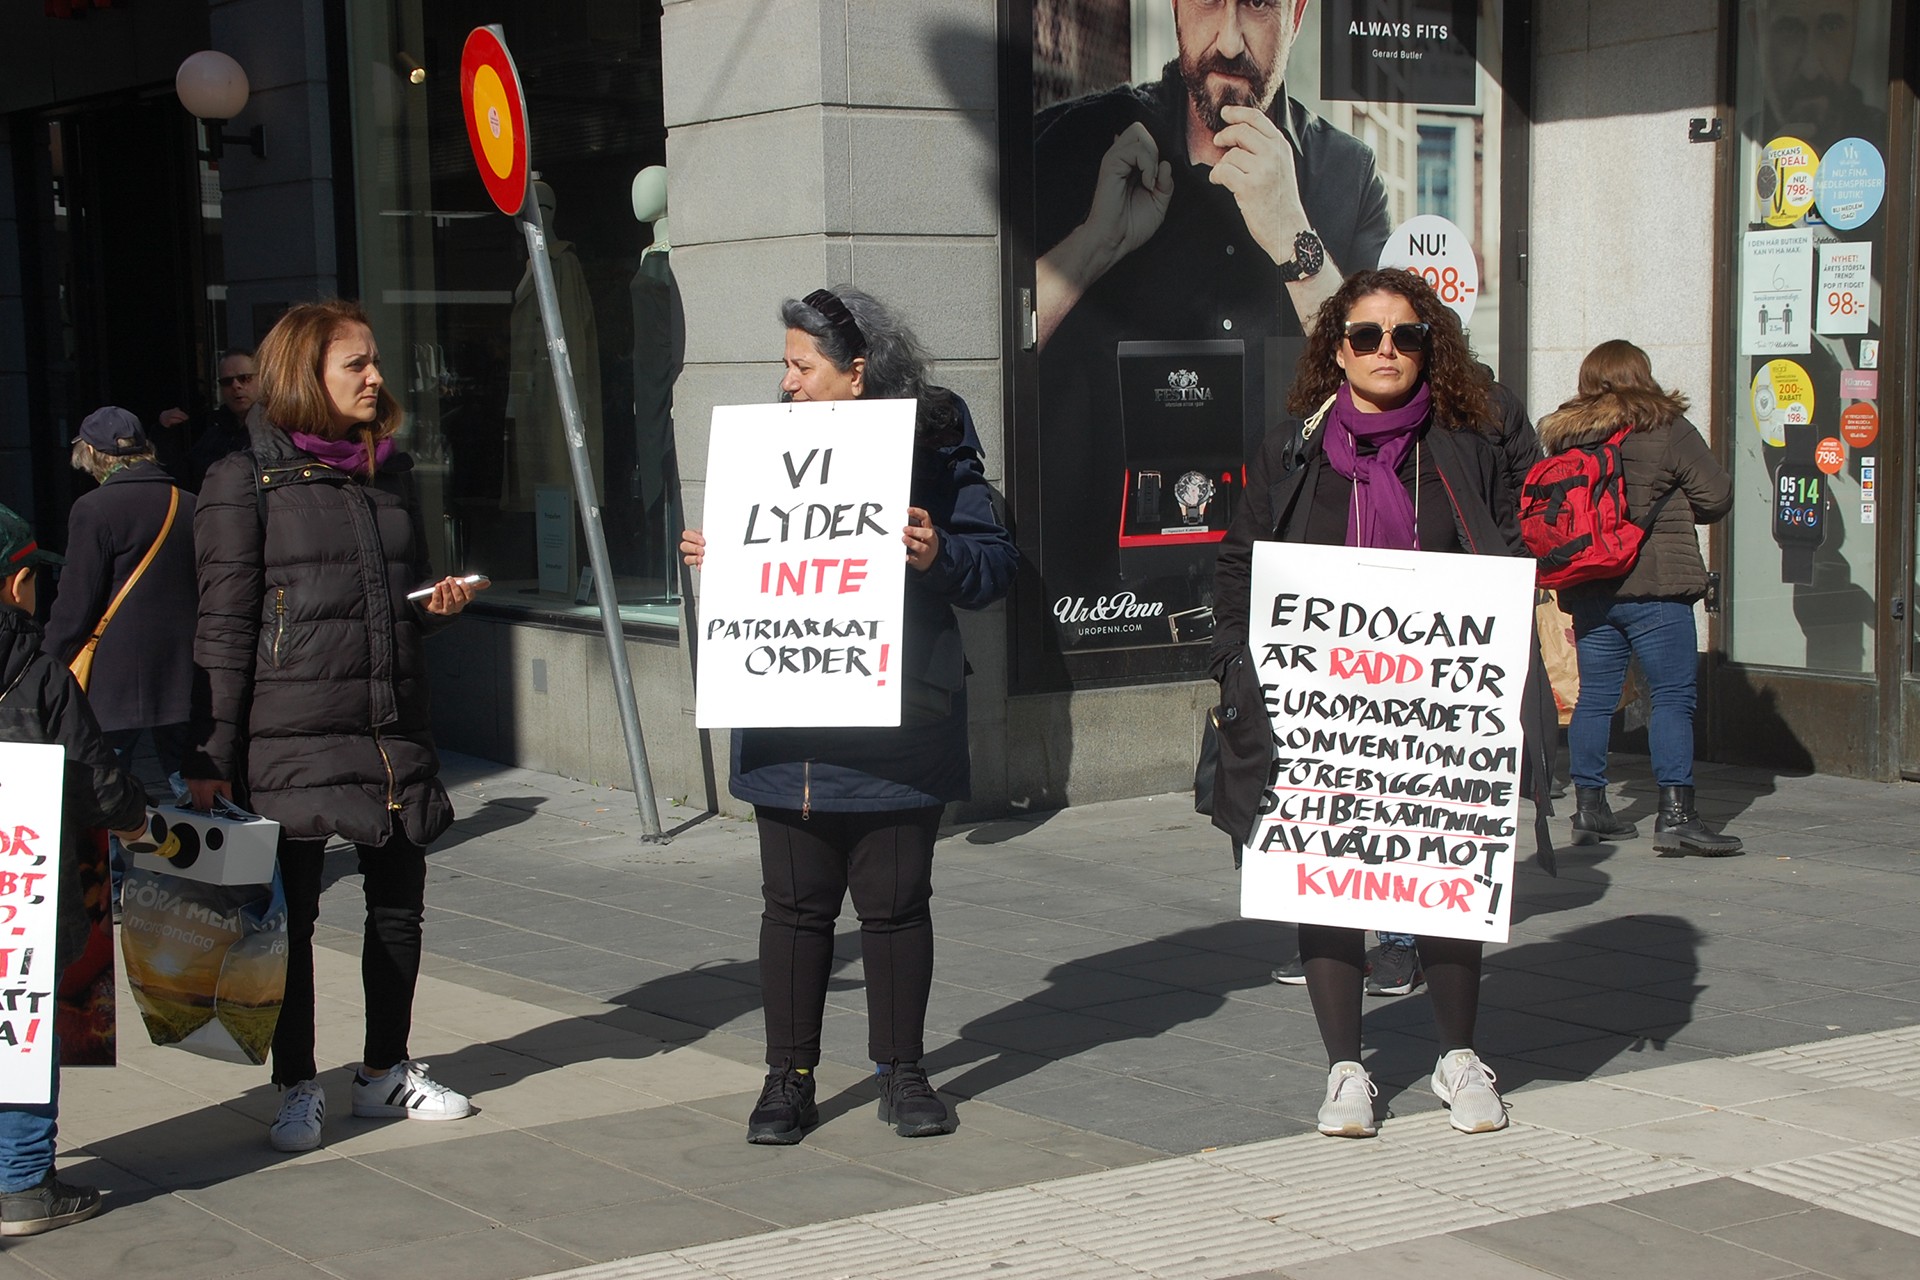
[44,408,198,905]
[0,503,154,1235]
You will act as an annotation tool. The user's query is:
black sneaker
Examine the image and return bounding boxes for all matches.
[877,1062,953,1137]
[0,1173,102,1237]
[1272,953,1307,985]
[1364,940,1423,996]
[745,1065,818,1145]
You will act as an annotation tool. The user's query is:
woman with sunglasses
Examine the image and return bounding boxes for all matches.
[680,287,1016,1145]
[1210,268,1522,1139]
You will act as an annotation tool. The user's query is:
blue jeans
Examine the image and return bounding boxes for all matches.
[0,1038,59,1193]
[1567,598,1699,789]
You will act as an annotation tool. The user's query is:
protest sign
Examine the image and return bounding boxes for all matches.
[1240,543,1534,943]
[695,399,914,728]
[0,743,63,1104]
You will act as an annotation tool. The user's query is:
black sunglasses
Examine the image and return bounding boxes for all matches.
[1343,321,1430,355]
[218,373,255,388]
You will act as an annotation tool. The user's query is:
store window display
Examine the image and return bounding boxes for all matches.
[1725,0,1889,672]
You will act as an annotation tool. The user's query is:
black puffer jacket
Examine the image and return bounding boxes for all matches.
[0,608,147,969]
[185,421,453,847]
[43,460,198,733]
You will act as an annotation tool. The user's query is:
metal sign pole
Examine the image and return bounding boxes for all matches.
[517,202,665,840]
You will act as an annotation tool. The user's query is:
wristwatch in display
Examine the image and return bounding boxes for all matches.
[1132,470,1163,531]
[1772,421,1826,584]
[1277,229,1326,283]
[1174,470,1216,526]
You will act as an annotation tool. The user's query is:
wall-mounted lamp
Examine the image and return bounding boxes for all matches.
[175,50,266,161]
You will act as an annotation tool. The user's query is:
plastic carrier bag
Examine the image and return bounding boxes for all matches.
[120,801,286,1065]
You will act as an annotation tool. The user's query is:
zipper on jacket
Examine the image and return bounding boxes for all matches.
[802,761,812,820]
[270,588,287,666]
[374,729,401,812]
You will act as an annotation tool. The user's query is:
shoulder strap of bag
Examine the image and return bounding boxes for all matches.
[69,485,179,680]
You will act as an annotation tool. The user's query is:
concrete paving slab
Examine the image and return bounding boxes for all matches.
[1458,1202,1805,1280]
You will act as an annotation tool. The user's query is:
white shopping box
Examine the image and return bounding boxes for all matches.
[131,802,279,886]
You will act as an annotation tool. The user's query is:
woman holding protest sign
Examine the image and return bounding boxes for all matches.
[1210,269,1526,1139]
[680,286,1016,1144]
[184,300,484,1154]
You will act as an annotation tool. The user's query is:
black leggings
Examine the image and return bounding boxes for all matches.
[273,832,428,1086]
[1299,923,1483,1066]
[756,806,941,1068]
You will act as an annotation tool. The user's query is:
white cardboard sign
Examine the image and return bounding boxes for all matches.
[1239,543,1534,943]
[695,399,915,728]
[0,743,64,1104]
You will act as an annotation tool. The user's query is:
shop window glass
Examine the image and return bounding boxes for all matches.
[1726,0,1890,672]
[342,1,675,626]
[1027,0,1506,661]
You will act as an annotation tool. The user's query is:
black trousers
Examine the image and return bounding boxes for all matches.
[272,831,427,1086]
[756,805,942,1068]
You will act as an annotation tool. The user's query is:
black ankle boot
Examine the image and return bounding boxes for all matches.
[1652,785,1743,856]
[1570,786,1637,844]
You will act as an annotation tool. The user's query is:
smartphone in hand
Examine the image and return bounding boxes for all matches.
[407,574,491,601]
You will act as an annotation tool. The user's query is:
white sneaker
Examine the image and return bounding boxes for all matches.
[269,1079,327,1152]
[352,1060,472,1121]
[1316,1060,1378,1137]
[1431,1049,1508,1133]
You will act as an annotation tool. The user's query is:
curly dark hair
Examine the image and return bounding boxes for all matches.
[1285,268,1492,430]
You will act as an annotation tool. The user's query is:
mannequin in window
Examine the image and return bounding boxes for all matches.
[503,181,603,516]
[630,166,684,591]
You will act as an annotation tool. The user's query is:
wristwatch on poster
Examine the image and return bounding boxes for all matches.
[1772,421,1826,585]
[1277,229,1326,283]
[1174,470,1216,525]
[1132,470,1163,530]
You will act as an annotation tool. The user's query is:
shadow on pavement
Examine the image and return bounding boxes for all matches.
[924,920,1283,1102]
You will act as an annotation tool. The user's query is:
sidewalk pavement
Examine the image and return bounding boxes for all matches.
[6,752,1918,1279]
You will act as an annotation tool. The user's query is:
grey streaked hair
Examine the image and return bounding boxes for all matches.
[70,440,154,483]
[779,286,961,446]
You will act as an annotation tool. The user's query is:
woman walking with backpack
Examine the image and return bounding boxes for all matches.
[1541,340,1739,855]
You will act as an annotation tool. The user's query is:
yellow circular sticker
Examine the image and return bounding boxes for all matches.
[1759,137,1819,227]
[1751,359,1814,447]
[471,65,514,178]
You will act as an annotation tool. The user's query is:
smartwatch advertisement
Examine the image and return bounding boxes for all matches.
[1772,423,1827,584]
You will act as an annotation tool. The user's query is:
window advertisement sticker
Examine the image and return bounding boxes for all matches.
[1859,339,1879,368]
[1377,214,1478,325]
[1839,402,1879,449]
[1814,137,1886,230]
[1750,359,1814,448]
[1757,136,1819,226]
[1740,228,1815,355]
[1815,240,1870,335]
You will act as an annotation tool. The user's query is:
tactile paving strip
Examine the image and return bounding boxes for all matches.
[531,1033,1915,1280]
[1740,1133,1920,1236]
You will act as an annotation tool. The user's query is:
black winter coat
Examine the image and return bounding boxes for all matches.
[730,398,1018,813]
[186,422,454,847]
[1209,409,1540,851]
[0,608,148,970]
[44,461,198,733]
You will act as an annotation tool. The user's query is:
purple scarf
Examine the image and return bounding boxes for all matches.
[1322,382,1432,550]
[291,428,395,478]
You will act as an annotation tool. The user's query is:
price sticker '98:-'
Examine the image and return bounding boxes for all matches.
[1816,241,1872,336]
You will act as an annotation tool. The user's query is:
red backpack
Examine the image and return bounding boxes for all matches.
[1519,424,1674,589]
